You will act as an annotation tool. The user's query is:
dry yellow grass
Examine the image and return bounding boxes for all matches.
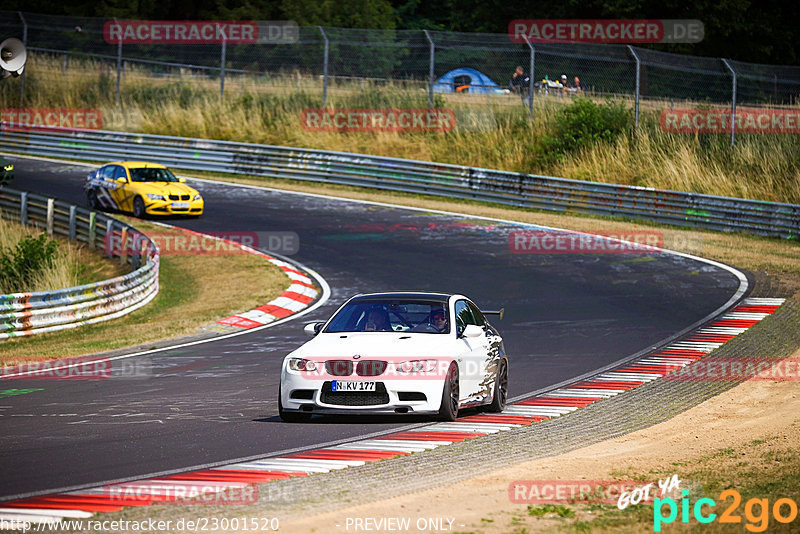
[5,54,797,203]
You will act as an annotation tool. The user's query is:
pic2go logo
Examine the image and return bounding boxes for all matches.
[654,489,798,532]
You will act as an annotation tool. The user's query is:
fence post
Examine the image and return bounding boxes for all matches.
[522,35,535,119]
[131,233,142,270]
[627,45,641,129]
[105,219,114,257]
[423,30,434,110]
[17,12,27,105]
[115,18,122,108]
[722,58,737,147]
[20,192,28,225]
[318,27,329,107]
[88,212,96,249]
[120,227,128,265]
[46,198,54,236]
[220,36,227,99]
[68,205,77,240]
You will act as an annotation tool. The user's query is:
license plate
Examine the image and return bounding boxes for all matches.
[332,381,376,392]
[171,202,189,208]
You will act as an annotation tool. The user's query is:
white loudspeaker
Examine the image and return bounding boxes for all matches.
[0,38,27,77]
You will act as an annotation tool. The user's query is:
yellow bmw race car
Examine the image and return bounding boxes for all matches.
[85,161,203,217]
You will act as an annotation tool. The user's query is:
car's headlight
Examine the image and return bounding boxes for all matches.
[146,194,165,201]
[287,358,318,372]
[194,194,202,201]
[3,165,12,171]
[395,359,439,374]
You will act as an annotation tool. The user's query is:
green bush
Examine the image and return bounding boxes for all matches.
[542,98,632,160]
[0,233,60,291]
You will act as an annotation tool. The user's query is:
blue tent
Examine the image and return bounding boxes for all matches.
[433,68,505,95]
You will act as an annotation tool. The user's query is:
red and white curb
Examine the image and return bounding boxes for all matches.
[216,257,319,330]
[0,298,785,523]
[141,223,321,331]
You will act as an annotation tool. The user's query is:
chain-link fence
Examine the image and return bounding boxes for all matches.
[2,11,800,144]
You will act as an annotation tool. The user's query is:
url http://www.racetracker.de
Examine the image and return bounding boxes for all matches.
[0,516,280,532]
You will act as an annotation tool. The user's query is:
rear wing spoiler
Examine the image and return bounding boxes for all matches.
[482,308,504,320]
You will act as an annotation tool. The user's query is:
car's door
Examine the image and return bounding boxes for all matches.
[468,301,505,399]
[453,299,488,403]
[90,165,117,209]
[108,165,134,212]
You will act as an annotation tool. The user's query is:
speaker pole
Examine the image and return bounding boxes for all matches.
[18,12,27,105]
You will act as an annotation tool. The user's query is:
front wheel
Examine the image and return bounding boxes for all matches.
[132,196,146,218]
[437,362,459,421]
[87,189,99,210]
[486,358,508,413]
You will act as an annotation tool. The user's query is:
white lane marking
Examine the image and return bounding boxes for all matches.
[327,443,431,453]
[743,298,785,305]
[0,508,93,519]
[422,423,516,433]
[345,439,451,449]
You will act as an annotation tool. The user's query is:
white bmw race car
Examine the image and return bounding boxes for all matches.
[278,292,508,422]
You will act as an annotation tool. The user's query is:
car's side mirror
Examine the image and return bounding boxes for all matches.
[116,177,127,183]
[178,177,186,183]
[304,323,323,336]
[461,324,484,338]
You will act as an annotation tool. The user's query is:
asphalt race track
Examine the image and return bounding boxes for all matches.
[0,156,746,500]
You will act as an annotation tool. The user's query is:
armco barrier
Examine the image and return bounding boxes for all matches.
[1,126,798,238]
[0,187,159,340]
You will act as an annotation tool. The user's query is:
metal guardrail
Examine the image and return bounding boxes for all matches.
[0,186,159,340]
[0,126,798,239]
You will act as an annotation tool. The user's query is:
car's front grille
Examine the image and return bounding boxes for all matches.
[168,194,179,200]
[181,194,190,200]
[356,360,387,376]
[325,360,353,376]
[320,381,389,406]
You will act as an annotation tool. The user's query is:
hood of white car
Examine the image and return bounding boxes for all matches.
[287,332,458,359]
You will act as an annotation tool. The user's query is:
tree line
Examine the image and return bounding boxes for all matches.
[2,0,797,65]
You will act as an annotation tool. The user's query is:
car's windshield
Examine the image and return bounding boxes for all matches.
[129,167,179,183]
[325,299,450,334]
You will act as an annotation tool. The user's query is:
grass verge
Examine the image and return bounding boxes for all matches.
[0,215,124,294]
[0,218,290,365]
[488,430,800,533]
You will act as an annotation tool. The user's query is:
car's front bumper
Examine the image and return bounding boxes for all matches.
[280,373,446,416]
[145,198,204,216]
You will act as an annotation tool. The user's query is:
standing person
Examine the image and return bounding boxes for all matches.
[560,74,569,96]
[509,66,530,98]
